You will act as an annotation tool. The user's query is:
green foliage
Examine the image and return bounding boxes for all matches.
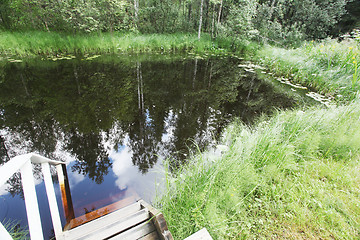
[219,0,257,40]
[60,1,100,33]
[2,0,133,33]
[0,0,11,29]
[138,0,181,33]
[95,0,133,32]
[0,0,355,44]
[158,98,360,239]
[254,0,348,46]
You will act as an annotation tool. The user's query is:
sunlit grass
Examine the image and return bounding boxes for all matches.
[257,39,360,102]
[158,98,360,239]
[0,31,256,57]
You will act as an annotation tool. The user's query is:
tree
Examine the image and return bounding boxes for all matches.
[198,0,205,39]
[0,0,11,29]
[219,0,258,41]
[254,0,348,44]
[95,0,133,32]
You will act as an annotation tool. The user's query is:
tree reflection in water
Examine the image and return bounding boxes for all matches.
[0,54,308,195]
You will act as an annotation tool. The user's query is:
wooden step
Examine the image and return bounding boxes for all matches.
[110,220,158,240]
[65,196,138,230]
[62,202,144,240]
[184,228,213,240]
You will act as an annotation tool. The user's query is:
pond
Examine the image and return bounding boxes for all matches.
[0,53,317,239]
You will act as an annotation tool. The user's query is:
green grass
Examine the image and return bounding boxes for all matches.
[158,97,360,239]
[257,39,360,102]
[0,31,255,57]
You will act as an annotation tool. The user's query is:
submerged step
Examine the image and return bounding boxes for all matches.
[62,201,143,240]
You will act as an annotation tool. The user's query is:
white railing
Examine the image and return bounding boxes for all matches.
[0,153,66,240]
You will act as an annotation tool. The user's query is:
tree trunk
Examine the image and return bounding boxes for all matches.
[217,0,223,25]
[211,4,215,38]
[134,0,139,23]
[188,3,192,23]
[198,0,204,40]
[44,20,50,32]
[193,58,198,89]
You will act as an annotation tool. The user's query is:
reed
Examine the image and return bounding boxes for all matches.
[0,31,253,57]
[158,97,360,239]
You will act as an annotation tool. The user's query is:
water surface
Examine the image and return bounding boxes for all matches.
[0,54,315,238]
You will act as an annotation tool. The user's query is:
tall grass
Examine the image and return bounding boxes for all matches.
[158,97,360,239]
[0,31,254,57]
[257,39,360,102]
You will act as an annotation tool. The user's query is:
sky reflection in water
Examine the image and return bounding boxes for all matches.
[0,54,315,239]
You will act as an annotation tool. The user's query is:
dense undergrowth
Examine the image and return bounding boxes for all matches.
[0,31,256,57]
[158,98,360,239]
[258,39,360,102]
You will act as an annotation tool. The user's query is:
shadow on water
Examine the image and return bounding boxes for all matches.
[0,54,316,238]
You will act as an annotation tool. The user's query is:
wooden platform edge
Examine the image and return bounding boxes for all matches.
[184,228,213,240]
[64,195,138,230]
[138,200,174,240]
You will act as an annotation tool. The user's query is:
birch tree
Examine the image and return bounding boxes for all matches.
[198,0,205,39]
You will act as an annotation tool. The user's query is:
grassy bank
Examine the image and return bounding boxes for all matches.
[158,98,360,239]
[257,39,360,102]
[0,31,255,57]
[157,38,360,239]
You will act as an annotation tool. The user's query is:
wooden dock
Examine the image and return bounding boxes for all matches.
[59,199,173,240]
[0,153,212,240]
[57,163,174,240]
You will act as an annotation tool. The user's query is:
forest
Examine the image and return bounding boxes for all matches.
[0,0,359,46]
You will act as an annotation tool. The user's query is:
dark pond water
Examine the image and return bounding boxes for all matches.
[0,54,316,239]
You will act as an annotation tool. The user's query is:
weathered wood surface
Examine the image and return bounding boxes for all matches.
[184,228,213,240]
[59,199,173,240]
[139,200,174,240]
[64,195,138,230]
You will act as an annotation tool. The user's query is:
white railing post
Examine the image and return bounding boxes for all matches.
[0,222,13,240]
[20,160,44,240]
[1,153,66,240]
[41,162,63,239]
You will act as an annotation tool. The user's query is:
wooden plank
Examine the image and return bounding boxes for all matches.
[110,221,156,240]
[138,230,160,240]
[184,228,213,240]
[65,195,138,230]
[57,164,75,225]
[75,209,150,240]
[139,200,173,240]
[63,202,143,240]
